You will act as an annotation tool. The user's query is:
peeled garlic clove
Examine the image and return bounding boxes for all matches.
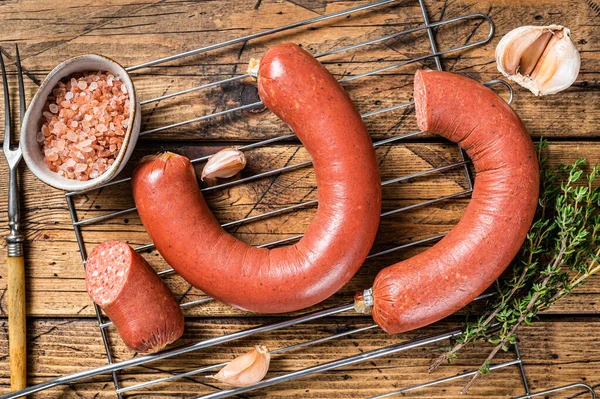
[201,148,246,181]
[212,345,271,387]
[495,25,580,96]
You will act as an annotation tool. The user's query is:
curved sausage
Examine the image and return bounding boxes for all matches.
[85,241,184,352]
[132,43,381,313]
[364,70,539,334]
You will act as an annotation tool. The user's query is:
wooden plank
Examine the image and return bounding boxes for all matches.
[0,141,599,318]
[0,0,597,142]
[0,316,598,398]
[0,0,599,396]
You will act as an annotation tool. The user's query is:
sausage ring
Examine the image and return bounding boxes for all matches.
[359,70,539,334]
[132,43,382,313]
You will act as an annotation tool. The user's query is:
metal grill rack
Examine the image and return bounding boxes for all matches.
[3,0,597,398]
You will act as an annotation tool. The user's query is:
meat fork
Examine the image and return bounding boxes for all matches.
[1,45,27,391]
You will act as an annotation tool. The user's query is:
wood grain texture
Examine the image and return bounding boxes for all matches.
[0,0,598,142]
[0,142,599,318]
[7,256,26,391]
[0,317,598,398]
[0,0,598,397]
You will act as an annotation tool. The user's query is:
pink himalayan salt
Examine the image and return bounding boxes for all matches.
[39,71,130,181]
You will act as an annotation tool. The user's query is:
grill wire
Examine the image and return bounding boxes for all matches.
[3,0,597,398]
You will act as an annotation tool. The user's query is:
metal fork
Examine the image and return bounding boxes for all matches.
[1,44,27,391]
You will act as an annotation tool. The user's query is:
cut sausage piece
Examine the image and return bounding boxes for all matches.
[365,70,539,334]
[132,43,382,313]
[85,241,184,352]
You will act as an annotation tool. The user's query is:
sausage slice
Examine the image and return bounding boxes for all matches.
[85,241,184,352]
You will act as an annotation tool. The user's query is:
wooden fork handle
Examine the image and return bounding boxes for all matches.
[8,254,26,391]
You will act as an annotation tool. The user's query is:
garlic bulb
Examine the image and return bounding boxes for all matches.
[201,148,246,181]
[212,345,271,387]
[495,25,580,96]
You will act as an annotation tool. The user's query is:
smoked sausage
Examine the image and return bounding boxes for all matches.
[132,43,381,313]
[359,70,539,334]
[85,241,184,352]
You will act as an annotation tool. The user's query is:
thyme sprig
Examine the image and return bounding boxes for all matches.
[428,139,600,393]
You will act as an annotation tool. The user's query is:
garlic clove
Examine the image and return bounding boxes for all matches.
[495,25,580,96]
[530,29,580,95]
[496,26,552,76]
[212,345,271,387]
[201,148,247,181]
[518,31,553,76]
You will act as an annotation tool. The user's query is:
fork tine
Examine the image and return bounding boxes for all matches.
[15,44,25,125]
[0,48,12,150]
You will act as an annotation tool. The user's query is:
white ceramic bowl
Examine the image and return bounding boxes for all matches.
[21,54,141,192]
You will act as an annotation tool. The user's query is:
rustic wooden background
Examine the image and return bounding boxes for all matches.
[0,0,599,397]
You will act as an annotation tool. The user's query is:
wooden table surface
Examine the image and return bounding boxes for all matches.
[0,0,599,397]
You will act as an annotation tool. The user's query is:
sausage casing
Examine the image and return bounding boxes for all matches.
[132,43,381,313]
[85,241,184,352]
[370,70,539,334]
